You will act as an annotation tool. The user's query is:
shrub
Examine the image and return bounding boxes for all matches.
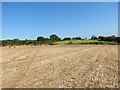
[72,37,81,40]
[50,34,61,42]
[37,36,45,43]
[91,35,98,40]
[63,37,71,40]
[44,40,54,45]
[68,41,73,44]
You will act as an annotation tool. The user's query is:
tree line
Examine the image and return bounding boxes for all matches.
[0,34,120,46]
[91,35,120,43]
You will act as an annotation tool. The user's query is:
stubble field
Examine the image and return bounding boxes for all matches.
[2,45,119,88]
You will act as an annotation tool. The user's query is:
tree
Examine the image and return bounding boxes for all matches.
[24,39,32,45]
[2,40,12,46]
[98,36,104,41]
[116,37,120,43]
[63,37,71,40]
[98,35,116,41]
[91,35,97,40]
[37,36,45,43]
[50,34,61,42]
[72,37,81,40]
[12,38,20,45]
[110,35,116,41]
[75,37,81,40]
[0,41,2,46]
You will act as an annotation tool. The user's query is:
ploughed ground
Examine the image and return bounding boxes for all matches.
[2,45,118,88]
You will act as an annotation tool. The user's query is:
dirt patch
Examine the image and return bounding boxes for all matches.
[2,45,118,88]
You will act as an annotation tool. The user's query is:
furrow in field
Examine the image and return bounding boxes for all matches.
[2,45,118,88]
[2,48,32,63]
[2,49,39,87]
[76,46,109,88]
[76,46,118,88]
[55,46,105,88]
[15,46,100,88]
[3,46,86,65]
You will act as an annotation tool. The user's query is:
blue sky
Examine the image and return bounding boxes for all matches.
[2,2,118,40]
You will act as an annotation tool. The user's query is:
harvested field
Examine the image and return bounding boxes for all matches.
[2,45,118,88]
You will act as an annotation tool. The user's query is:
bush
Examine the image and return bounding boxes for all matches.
[44,40,54,45]
[63,37,71,40]
[50,34,61,42]
[91,35,98,40]
[0,41,2,46]
[68,41,73,44]
[116,37,120,43]
[36,41,42,45]
[37,36,45,43]
[72,37,81,40]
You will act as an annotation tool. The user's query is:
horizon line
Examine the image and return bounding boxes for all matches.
[1,34,118,40]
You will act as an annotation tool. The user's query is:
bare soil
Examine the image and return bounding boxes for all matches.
[2,45,118,88]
